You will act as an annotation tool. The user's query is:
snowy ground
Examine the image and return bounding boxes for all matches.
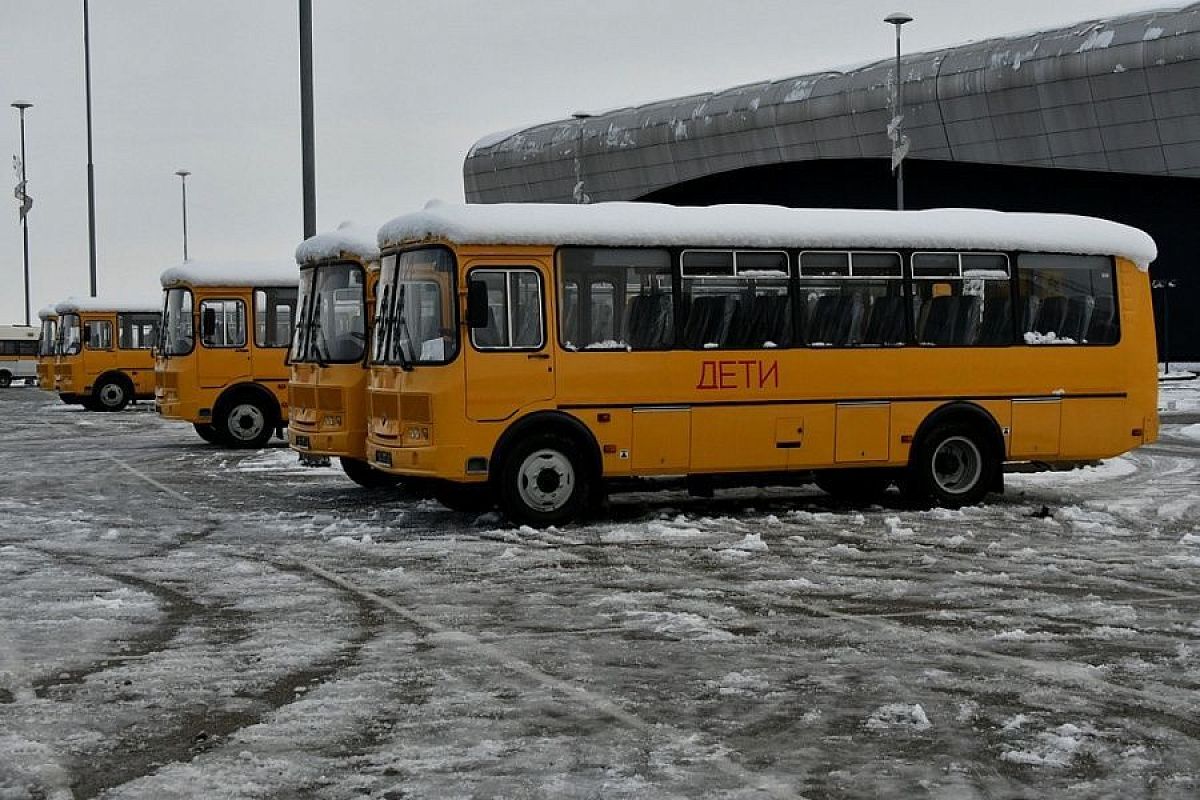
[1,382,1199,800]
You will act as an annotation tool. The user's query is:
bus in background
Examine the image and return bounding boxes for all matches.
[53,295,160,410]
[366,202,1158,525]
[35,306,58,389]
[156,261,298,448]
[0,325,39,387]
[288,224,399,487]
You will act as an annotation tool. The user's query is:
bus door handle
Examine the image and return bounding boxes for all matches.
[527,353,550,360]
[235,348,250,353]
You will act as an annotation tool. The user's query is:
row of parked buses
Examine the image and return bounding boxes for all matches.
[23,203,1159,525]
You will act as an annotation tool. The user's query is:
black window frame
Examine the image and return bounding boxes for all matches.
[467,266,547,352]
[198,297,247,349]
[253,286,299,349]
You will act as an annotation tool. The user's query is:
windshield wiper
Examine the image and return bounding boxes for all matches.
[392,284,413,372]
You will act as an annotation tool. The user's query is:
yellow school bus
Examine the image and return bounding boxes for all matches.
[53,295,160,410]
[35,306,58,389]
[156,261,298,447]
[365,203,1158,525]
[0,324,39,387]
[287,225,400,486]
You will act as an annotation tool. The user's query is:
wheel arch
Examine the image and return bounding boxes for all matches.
[214,381,281,421]
[94,370,134,392]
[488,410,603,485]
[909,401,1006,488]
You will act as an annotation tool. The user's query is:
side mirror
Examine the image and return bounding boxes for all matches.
[201,307,217,340]
[466,279,489,329]
[82,326,91,345]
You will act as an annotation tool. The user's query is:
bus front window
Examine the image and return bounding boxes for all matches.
[292,262,366,364]
[161,288,195,356]
[39,320,57,356]
[374,248,457,366]
[59,314,81,356]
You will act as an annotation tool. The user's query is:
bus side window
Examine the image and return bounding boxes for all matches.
[680,250,790,350]
[911,252,1011,346]
[84,320,113,350]
[469,268,544,351]
[199,299,246,348]
[255,288,298,348]
[1017,253,1118,345]
[558,247,673,351]
[798,251,903,347]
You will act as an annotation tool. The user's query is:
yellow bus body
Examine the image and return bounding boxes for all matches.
[35,307,57,389]
[363,205,1158,522]
[156,262,298,447]
[53,298,160,410]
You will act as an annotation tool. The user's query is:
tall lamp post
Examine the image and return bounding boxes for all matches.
[12,102,33,327]
[885,11,913,211]
[175,170,191,261]
[83,0,97,296]
[299,0,316,238]
[1152,278,1179,374]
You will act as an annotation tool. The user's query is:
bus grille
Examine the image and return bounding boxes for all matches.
[290,385,343,412]
[400,394,431,423]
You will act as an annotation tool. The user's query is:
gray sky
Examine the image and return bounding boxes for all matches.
[0,0,1180,324]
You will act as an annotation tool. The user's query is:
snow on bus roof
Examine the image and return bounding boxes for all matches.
[295,222,379,266]
[378,202,1157,270]
[38,305,59,320]
[160,259,298,288]
[55,293,161,315]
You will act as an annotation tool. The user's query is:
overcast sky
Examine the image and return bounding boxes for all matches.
[0,0,1182,323]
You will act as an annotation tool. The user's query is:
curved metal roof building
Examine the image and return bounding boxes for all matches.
[464,3,1200,204]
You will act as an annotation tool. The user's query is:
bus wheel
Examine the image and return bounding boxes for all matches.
[813,469,893,505]
[339,457,401,489]
[94,377,131,412]
[193,423,224,445]
[0,371,11,388]
[433,482,495,513]
[499,433,590,526]
[905,423,996,508]
[217,395,276,449]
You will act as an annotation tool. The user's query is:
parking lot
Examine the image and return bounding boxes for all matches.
[2,385,1199,799]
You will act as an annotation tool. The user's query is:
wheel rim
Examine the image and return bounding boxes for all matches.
[517,448,575,512]
[99,383,125,408]
[931,436,983,495]
[228,403,266,441]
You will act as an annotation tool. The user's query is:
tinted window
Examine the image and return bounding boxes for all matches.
[1017,254,1118,345]
[799,252,905,347]
[200,299,246,348]
[559,248,673,351]
[84,320,112,350]
[255,287,298,348]
[680,250,791,349]
[470,269,544,350]
[912,253,1012,346]
[119,313,159,350]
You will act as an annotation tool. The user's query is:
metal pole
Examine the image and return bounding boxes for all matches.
[83,0,97,296]
[1163,284,1171,374]
[13,104,32,327]
[176,170,190,261]
[299,0,316,238]
[895,24,904,211]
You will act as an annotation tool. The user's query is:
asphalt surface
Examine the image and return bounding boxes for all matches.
[1,387,1198,799]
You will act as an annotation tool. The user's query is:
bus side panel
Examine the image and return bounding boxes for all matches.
[1059,398,1132,460]
[691,406,789,473]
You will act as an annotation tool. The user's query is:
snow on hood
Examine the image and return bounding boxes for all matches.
[37,305,59,320]
[160,259,299,289]
[378,202,1157,270]
[55,293,162,315]
[295,222,379,266]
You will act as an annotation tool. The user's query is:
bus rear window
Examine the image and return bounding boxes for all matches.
[1017,254,1118,345]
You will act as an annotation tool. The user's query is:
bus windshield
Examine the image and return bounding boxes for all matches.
[291,262,366,364]
[39,320,57,356]
[161,288,195,356]
[59,314,81,356]
[372,247,457,366]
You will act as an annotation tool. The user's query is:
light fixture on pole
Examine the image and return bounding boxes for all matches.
[885,11,913,211]
[1151,278,1179,373]
[12,102,33,328]
[175,170,191,261]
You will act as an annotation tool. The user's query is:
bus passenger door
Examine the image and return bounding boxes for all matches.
[464,266,555,422]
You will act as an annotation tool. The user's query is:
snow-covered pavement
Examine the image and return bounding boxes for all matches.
[1,384,1199,799]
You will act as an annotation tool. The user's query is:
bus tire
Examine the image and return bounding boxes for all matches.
[215,391,277,449]
[813,468,893,505]
[499,432,590,527]
[0,371,11,388]
[433,482,495,513]
[93,374,132,412]
[904,422,998,508]
[339,457,402,489]
[193,423,224,445]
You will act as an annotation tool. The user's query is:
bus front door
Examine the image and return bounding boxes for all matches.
[464,266,555,422]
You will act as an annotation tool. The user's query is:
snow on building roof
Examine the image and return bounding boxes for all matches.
[295,222,379,266]
[55,293,162,315]
[378,202,1158,270]
[37,305,59,320]
[160,260,298,288]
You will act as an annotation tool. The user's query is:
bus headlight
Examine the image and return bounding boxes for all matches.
[322,414,344,429]
[404,425,430,444]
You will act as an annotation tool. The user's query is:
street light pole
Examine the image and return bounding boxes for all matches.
[885,11,913,211]
[1152,279,1178,373]
[175,170,191,261]
[299,0,316,238]
[12,102,32,327]
[83,0,98,296]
